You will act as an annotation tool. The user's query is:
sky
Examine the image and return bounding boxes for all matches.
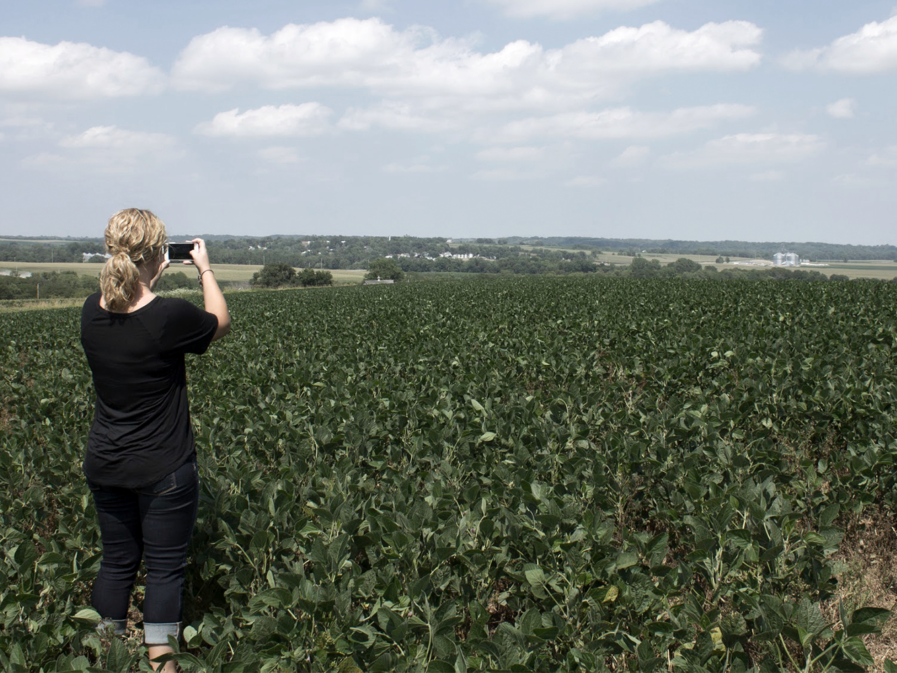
[1,0,896,244]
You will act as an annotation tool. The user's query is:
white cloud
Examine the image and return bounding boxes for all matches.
[498,104,755,142]
[176,20,763,158]
[476,146,544,162]
[172,18,762,112]
[382,161,446,173]
[831,173,869,186]
[21,153,67,169]
[566,175,608,186]
[258,146,302,164]
[0,116,55,140]
[826,98,856,118]
[611,144,650,166]
[471,168,545,181]
[0,37,165,101]
[661,133,825,169]
[24,125,182,172]
[60,125,177,152]
[866,145,897,167]
[171,19,424,93]
[339,102,456,133]
[554,21,761,78]
[783,16,897,73]
[359,0,394,11]
[483,0,659,20]
[195,104,333,138]
[749,170,786,181]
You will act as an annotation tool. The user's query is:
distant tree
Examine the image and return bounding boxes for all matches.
[829,274,849,281]
[156,272,193,291]
[465,257,493,274]
[786,269,827,282]
[665,258,703,275]
[366,258,404,282]
[568,258,598,273]
[725,257,730,263]
[252,263,295,288]
[630,257,661,278]
[767,267,792,281]
[86,255,107,263]
[297,268,333,286]
[433,256,462,273]
[715,256,725,264]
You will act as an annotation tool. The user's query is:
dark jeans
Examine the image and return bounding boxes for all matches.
[87,458,199,644]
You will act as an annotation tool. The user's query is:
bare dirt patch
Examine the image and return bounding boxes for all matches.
[824,509,897,670]
[486,578,517,635]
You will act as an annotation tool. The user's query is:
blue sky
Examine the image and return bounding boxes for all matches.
[2,0,896,244]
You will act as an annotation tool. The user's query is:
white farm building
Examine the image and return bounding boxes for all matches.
[774,252,800,267]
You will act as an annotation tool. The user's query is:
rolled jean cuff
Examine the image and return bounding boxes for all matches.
[97,618,127,636]
[144,621,180,645]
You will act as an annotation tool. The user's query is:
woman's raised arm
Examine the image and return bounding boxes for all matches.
[188,238,231,341]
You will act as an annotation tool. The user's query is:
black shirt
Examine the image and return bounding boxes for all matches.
[80,292,218,488]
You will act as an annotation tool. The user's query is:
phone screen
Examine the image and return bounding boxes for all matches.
[168,243,194,261]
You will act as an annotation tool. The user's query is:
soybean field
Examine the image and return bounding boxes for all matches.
[2,276,897,672]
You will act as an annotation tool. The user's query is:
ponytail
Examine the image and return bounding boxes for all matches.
[100,252,141,312]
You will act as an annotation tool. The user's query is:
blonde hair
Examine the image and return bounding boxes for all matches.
[100,208,167,312]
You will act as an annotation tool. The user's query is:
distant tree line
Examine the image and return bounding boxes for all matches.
[627,258,839,281]
[0,271,194,301]
[502,236,897,262]
[0,272,99,300]
[201,236,587,269]
[395,255,885,282]
[2,234,896,271]
[0,236,599,270]
[392,254,601,275]
[0,240,105,263]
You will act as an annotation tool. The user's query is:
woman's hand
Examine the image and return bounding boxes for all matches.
[187,238,211,274]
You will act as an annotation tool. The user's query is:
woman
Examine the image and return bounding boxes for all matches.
[80,208,230,672]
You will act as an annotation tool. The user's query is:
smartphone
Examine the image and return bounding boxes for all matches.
[168,242,195,261]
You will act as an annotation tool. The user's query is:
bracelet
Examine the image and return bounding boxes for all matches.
[198,268,214,286]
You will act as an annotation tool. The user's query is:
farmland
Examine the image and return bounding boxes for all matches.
[0,262,368,286]
[2,276,897,671]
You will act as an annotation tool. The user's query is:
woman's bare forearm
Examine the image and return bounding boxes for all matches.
[200,270,230,341]
[189,238,230,341]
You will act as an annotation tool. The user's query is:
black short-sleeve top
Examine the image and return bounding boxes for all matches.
[80,292,218,489]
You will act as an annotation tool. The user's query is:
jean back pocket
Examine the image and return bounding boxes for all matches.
[136,470,178,496]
